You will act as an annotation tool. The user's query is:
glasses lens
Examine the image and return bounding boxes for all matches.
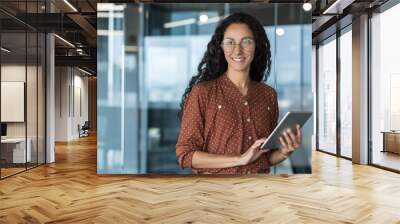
[241,38,254,49]
[222,39,234,52]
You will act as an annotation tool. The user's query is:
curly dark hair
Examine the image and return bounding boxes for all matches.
[178,12,272,119]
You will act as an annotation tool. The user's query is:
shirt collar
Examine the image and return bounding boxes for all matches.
[220,72,254,101]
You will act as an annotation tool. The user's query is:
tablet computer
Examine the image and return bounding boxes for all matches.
[261,111,312,150]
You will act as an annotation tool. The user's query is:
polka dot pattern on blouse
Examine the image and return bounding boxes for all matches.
[176,73,279,174]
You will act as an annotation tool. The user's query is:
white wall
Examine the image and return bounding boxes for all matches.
[1,65,37,138]
[55,67,89,141]
[1,63,46,163]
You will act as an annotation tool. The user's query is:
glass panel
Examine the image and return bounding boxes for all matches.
[371,4,400,171]
[38,0,46,165]
[27,30,38,169]
[266,22,313,173]
[1,30,28,177]
[26,0,40,170]
[317,36,337,154]
[0,0,46,179]
[97,3,130,173]
[339,28,352,158]
[38,32,45,164]
[98,3,312,174]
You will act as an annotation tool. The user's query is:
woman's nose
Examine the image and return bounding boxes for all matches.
[233,44,243,54]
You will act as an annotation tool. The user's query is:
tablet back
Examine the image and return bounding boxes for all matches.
[261,111,312,150]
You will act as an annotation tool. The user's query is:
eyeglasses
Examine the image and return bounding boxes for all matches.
[220,38,255,53]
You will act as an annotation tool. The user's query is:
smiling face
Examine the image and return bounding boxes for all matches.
[221,23,256,74]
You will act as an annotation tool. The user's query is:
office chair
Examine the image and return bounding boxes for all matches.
[79,121,90,138]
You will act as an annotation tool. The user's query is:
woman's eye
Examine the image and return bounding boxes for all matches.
[242,39,253,46]
[224,40,234,45]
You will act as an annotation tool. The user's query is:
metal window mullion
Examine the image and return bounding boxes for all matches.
[336,28,341,157]
[25,0,28,171]
[316,45,319,151]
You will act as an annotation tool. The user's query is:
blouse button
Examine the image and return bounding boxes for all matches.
[248,136,252,140]
[246,118,251,122]
[247,170,251,174]
[267,106,270,111]
[244,101,248,106]
[218,105,222,109]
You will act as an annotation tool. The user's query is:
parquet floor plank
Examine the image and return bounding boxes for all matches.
[0,135,399,223]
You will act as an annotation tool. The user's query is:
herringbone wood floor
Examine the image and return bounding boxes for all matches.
[1,135,400,224]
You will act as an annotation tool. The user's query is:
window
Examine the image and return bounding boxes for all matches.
[317,36,337,155]
[371,3,400,171]
[339,28,352,158]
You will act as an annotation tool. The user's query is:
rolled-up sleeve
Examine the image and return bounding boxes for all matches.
[176,85,206,169]
[266,89,279,164]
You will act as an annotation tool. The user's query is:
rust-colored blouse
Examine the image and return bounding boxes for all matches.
[176,73,279,174]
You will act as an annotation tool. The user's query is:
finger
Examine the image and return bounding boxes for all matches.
[254,139,265,148]
[287,129,296,143]
[283,131,294,149]
[279,136,287,149]
[296,124,302,143]
[255,141,264,146]
[287,129,299,148]
[256,139,266,144]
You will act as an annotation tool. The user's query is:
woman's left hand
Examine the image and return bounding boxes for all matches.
[278,124,302,158]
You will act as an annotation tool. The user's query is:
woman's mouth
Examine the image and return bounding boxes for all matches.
[232,57,245,62]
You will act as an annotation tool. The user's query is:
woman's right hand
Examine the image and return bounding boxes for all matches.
[237,138,267,166]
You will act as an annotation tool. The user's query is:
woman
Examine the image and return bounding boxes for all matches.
[176,12,301,174]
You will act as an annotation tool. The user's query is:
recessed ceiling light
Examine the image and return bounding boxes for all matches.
[276,28,285,36]
[164,18,196,29]
[199,14,208,23]
[303,2,312,11]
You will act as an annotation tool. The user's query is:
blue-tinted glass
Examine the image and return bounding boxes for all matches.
[97,3,312,174]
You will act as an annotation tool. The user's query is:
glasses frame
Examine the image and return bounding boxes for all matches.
[220,37,255,53]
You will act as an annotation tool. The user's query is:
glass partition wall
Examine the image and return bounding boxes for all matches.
[317,35,337,155]
[370,3,400,172]
[0,1,46,179]
[316,26,352,159]
[316,0,400,172]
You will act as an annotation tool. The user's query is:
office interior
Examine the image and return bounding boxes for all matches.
[97,3,313,174]
[0,0,399,222]
[0,0,97,179]
[1,0,398,178]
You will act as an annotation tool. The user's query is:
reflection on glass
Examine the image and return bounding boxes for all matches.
[97,3,312,174]
[27,31,38,169]
[0,1,46,179]
[371,4,400,171]
[317,37,337,154]
[38,32,46,165]
[266,24,313,173]
[339,29,352,158]
[1,31,27,177]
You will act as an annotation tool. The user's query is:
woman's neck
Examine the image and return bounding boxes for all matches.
[226,68,251,89]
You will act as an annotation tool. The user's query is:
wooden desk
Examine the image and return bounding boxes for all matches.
[381,131,400,154]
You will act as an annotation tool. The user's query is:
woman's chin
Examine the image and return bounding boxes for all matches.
[229,65,250,73]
